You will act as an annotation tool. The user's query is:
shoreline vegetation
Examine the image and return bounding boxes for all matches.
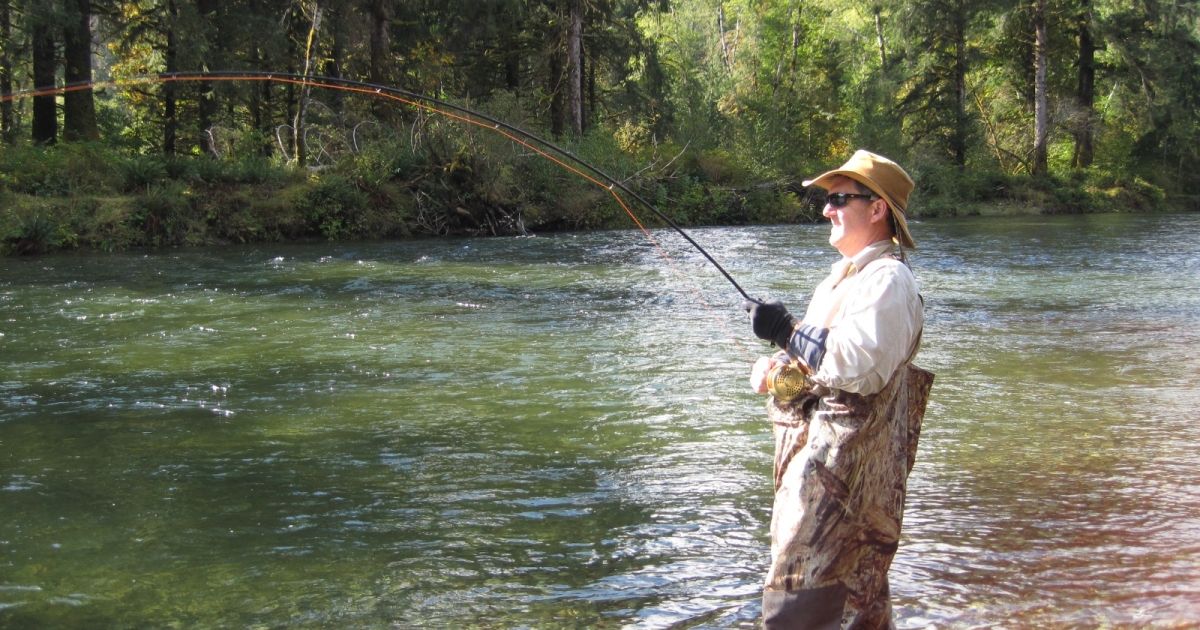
[2,2,1197,256]
[0,140,1190,257]
[0,139,1185,255]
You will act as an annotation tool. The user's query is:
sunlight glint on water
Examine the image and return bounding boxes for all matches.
[2,213,1199,627]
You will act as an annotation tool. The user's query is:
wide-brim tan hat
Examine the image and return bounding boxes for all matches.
[803,149,917,249]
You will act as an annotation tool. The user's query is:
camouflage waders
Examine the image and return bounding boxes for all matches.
[762,363,934,629]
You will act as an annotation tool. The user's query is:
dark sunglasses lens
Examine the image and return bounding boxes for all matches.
[826,193,873,207]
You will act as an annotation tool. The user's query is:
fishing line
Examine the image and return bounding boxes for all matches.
[3,71,760,305]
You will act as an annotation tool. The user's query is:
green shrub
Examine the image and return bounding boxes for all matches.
[157,154,287,187]
[0,146,73,196]
[81,197,139,252]
[0,197,86,255]
[119,155,169,192]
[692,148,750,185]
[2,212,58,255]
[130,182,193,246]
[226,156,286,185]
[359,181,417,238]
[54,144,124,194]
[162,156,199,181]
[346,137,425,186]
[231,185,306,241]
[298,175,370,240]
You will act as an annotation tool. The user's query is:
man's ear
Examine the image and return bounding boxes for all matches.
[869,199,890,223]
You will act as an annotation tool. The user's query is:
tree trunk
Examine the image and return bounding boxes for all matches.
[0,0,13,144]
[717,5,731,72]
[163,0,177,154]
[874,6,888,68]
[586,42,595,133]
[196,0,219,155]
[368,0,387,85]
[548,1,564,138]
[323,4,343,111]
[952,0,967,168]
[549,48,563,136]
[504,25,521,92]
[31,15,57,145]
[62,0,98,142]
[771,5,794,93]
[323,7,342,79]
[773,4,801,96]
[293,2,322,166]
[567,0,583,136]
[1072,0,1095,168]
[1032,0,1049,177]
[367,0,388,119]
[249,45,263,142]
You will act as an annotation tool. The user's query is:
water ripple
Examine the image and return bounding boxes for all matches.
[2,214,1199,627]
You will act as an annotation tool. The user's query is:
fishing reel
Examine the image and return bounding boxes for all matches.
[766,359,813,403]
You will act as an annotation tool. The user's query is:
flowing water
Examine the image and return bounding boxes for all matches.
[2,212,1198,628]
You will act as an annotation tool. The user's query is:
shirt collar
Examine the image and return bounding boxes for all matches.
[831,240,896,278]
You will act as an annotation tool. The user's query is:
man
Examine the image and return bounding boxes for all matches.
[744,150,934,629]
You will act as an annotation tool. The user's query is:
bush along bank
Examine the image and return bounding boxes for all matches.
[1,140,1187,257]
[0,135,811,256]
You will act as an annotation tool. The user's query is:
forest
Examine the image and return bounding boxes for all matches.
[0,0,1197,254]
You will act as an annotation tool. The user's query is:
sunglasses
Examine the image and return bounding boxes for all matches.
[825,192,876,208]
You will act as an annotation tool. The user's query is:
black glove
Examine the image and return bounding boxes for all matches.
[742,299,797,349]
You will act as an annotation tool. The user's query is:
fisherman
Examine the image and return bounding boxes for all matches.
[744,150,934,629]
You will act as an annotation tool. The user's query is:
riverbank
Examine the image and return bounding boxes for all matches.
[1,142,1191,256]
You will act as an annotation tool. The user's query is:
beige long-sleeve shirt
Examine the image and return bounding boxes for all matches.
[801,240,924,395]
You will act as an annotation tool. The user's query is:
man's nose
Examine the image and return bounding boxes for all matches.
[822,203,836,218]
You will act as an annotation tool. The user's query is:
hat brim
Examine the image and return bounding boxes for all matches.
[803,170,917,249]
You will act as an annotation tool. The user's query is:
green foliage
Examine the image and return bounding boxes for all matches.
[294,175,370,240]
[172,155,285,187]
[129,182,193,247]
[119,155,169,192]
[1,210,60,256]
[0,143,122,195]
[344,137,422,188]
[1,0,1197,257]
[1,196,111,254]
[691,149,750,186]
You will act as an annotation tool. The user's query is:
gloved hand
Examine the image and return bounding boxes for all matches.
[742,299,797,349]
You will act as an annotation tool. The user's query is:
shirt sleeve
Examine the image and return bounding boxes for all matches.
[812,261,923,395]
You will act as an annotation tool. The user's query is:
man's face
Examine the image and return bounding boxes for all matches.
[823,177,883,257]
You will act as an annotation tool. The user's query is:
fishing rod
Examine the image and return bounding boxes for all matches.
[5,70,759,303]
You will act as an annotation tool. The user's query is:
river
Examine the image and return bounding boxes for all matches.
[2,212,1198,628]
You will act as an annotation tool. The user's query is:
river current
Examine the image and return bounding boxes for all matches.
[2,212,1198,627]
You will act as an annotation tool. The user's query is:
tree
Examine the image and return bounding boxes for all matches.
[194,0,218,156]
[1071,0,1095,168]
[4,0,1199,221]
[163,0,178,153]
[292,0,322,166]
[1101,0,1200,191]
[62,0,99,142]
[30,2,57,145]
[896,0,977,168]
[1,0,13,144]
[568,0,583,135]
[872,5,888,68]
[367,0,388,88]
[1032,0,1048,176]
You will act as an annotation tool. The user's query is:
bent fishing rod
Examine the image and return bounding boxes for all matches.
[7,70,760,304]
